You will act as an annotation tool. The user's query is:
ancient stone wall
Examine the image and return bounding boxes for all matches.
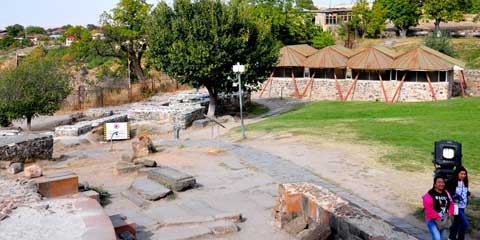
[273,183,417,240]
[257,78,450,102]
[0,134,53,163]
[464,70,480,96]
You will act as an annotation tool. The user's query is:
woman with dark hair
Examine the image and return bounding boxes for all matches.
[446,166,471,240]
[423,176,454,240]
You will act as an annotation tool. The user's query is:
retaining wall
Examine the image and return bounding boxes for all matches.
[0,134,53,163]
[464,70,480,96]
[258,78,450,102]
[273,183,417,240]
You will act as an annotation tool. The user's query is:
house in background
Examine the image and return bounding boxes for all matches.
[66,36,76,46]
[0,30,7,38]
[28,34,48,45]
[311,4,353,33]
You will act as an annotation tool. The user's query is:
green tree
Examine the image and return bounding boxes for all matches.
[0,58,71,130]
[311,31,335,49]
[100,0,152,87]
[6,24,24,37]
[296,0,316,10]
[148,0,279,116]
[64,25,89,38]
[422,0,463,32]
[25,26,47,35]
[424,30,454,56]
[247,0,320,45]
[0,35,15,50]
[350,0,370,38]
[381,0,421,37]
[86,24,98,31]
[365,1,387,38]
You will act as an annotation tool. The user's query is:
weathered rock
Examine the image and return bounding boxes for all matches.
[284,216,307,235]
[8,163,24,174]
[193,119,209,128]
[121,191,149,208]
[24,164,42,178]
[139,135,156,152]
[148,167,196,191]
[209,221,239,236]
[132,141,150,158]
[121,153,134,162]
[113,163,142,176]
[0,161,12,169]
[129,178,171,201]
[133,158,157,167]
[296,223,330,240]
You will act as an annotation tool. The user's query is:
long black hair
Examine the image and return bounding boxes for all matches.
[450,166,469,188]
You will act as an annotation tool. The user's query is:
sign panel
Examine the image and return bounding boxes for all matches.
[104,122,130,141]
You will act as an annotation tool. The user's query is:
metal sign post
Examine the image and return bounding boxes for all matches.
[233,62,246,139]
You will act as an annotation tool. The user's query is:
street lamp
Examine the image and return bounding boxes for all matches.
[232,62,246,139]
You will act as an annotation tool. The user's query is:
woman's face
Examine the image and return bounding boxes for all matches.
[435,178,445,191]
[458,171,467,181]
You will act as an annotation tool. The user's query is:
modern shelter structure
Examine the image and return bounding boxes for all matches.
[259,44,466,102]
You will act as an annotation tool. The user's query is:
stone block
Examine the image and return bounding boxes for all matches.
[284,216,307,235]
[133,158,157,167]
[148,167,196,191]
[284,193,302,214]
[121,191,149,208]
[193,119,209,128]
[129,178,171,201]
[8,162,23,174]
[121,152,134,162]
[113,164,142,176]
[296,222,331,240]
[83,190,100,203]
[208,221,239,235]
[132,141,150,158]
[37,171,78,198]
[110,214,136,238]
[24,164,42,178]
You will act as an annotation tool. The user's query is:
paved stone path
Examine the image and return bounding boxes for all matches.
[154,139,430,239]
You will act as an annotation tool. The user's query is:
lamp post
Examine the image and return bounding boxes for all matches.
[232,62,246,139]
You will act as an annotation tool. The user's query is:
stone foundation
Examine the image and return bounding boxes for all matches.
[273,183,416,240]
[55,114,128,136]
[128,91,250,129]
[0,134,53,163]
[257,78,450,102]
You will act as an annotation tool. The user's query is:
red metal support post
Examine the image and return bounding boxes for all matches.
[259,70,275,98]
[426,73,438,101]
[343,72,359,101]
[378,72,389,103]
[334,72,344,101]
[390,73,407,103]
[301,72,316,98]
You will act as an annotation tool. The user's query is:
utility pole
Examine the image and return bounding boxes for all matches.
[128,59,132,101]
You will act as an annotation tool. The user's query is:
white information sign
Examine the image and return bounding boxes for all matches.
[104,122,130,140]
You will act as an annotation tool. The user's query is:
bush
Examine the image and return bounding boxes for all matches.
[424,30,455,56]
[311,31,335,49]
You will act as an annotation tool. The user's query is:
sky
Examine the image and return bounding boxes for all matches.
[0,0,356,30]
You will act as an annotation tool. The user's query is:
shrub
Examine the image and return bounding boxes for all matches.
[424,30,455,56]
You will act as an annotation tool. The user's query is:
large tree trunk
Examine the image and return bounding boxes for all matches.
[398,27,407,38]
[434,19,441,33]
[129,55,146,88]
[26,116,32,131]
[206,87,217,117]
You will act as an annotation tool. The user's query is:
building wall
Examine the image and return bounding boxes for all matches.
[256,77,451,102]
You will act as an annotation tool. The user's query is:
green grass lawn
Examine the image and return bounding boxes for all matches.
[248,97,480,172]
